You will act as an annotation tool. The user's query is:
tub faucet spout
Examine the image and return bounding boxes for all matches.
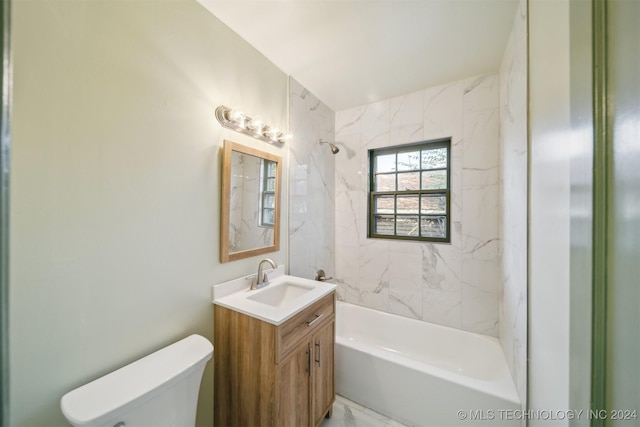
[252,258,277,290]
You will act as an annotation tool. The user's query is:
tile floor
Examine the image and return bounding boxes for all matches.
[321,395,409,427]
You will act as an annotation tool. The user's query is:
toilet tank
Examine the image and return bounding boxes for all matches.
[61,334,213,427]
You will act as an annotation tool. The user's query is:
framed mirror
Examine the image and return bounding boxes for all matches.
[220,140,282,263]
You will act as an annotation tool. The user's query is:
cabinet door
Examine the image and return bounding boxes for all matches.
[277,340,311,427]
[312,320,335,426]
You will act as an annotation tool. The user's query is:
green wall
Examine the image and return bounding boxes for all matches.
[10,1,288,425]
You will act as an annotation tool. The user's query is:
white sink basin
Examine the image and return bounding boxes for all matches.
[213,267,337,325]
[247,282,314,307]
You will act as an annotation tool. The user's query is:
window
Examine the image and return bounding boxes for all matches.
[368,138,451,242]
[259,159,277,227]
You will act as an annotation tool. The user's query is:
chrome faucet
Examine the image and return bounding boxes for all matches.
[251,258,277,290]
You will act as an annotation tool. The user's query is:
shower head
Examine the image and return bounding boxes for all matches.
[319,139,340,154]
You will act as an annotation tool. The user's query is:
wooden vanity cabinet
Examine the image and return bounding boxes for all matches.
[214,292,335,427]
[311,319,335,425]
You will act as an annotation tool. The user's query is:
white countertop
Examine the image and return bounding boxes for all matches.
[212,266,337,325]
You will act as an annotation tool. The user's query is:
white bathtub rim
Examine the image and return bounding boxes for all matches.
[335,301,520,406]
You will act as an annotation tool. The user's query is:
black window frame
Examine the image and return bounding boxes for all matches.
[367,138,451,243]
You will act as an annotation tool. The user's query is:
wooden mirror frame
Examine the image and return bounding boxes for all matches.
[220,140,282,263]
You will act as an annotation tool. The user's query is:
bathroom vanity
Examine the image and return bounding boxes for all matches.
[213,269,336,427]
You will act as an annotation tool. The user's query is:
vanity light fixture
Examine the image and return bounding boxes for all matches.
[215,105,291,145]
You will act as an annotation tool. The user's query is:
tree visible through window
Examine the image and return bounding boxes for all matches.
[368,138,451,242]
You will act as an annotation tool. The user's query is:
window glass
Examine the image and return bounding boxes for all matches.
[259,159,277,227]
[368,139,450,242]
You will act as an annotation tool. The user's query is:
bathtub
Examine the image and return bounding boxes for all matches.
[335,301,521,427]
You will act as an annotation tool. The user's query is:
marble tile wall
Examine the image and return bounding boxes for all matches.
[499,0,528,410]
[335,72,500,336]
[288,77,336,280]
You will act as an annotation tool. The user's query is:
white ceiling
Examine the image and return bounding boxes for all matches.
[198,0,520,111]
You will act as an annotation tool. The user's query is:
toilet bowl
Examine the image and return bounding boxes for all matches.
[61,334,213,427]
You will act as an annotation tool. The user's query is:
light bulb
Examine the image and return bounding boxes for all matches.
[278,132,293,144]
[228,109,244,121]
[228,109,246,128]
[247,118,265,134]
[265,127,281,140]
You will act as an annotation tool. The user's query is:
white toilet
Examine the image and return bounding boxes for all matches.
[60,334,213,427]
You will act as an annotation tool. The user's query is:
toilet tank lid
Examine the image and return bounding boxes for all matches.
[60,334,213,426]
